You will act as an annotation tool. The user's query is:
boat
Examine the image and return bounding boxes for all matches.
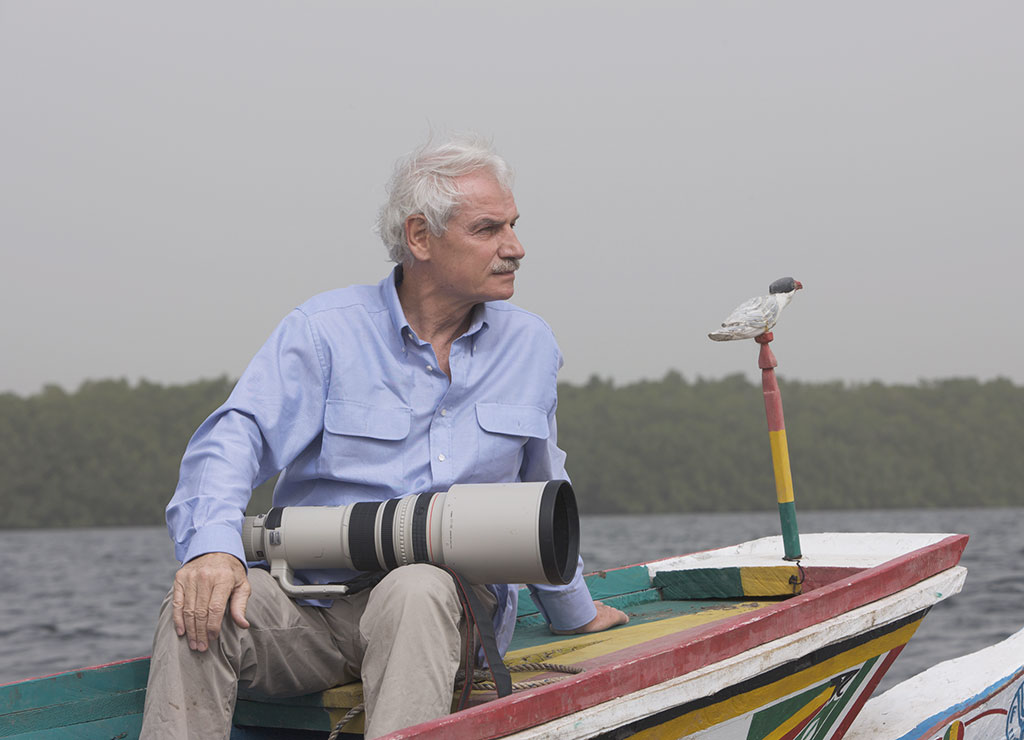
[0,530,968,739]
[845,625,1024,740]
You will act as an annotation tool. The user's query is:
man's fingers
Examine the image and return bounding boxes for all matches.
[172,553,248,651]
[179,576,200,651]
[230,578,252,629]
[188,577,209,655]
[171,580,186,637]
[202,578,235,647]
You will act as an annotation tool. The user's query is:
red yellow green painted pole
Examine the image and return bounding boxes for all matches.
[755,331,802,561]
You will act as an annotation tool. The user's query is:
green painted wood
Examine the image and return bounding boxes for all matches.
[231,726,349,739]
[516,565,653,618]
[0,660,150,715]
[583,566,653,601]
[232,698,333,732]
[654,568,745,599]
[0,689,145,736]
[236,689,330,708]
[779,500,802,560]
[4,712,142,739]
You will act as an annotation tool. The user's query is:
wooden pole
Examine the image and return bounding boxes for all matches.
[755,332,802,561]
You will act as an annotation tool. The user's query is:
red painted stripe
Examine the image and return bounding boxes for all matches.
[800,567,866,592]
[779,696,831,740]
[831,645,905,740]
[0,656,150,687]
[382,534,969,739]
[762,371,786,431]
[910,668,1024,739]
[965,709,1010,724]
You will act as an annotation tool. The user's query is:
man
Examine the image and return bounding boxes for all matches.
[141,135,628,739]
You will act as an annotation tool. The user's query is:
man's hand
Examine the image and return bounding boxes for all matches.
[172,552,251,652]
[549,601,629,635]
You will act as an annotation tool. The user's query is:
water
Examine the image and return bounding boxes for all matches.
[1,508,1021,694]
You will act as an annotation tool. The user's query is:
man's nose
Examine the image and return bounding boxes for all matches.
[500,228,525,260]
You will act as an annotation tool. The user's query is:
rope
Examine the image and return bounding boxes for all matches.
[326,663,584,740]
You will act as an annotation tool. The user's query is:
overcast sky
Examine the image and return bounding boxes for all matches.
[2,1,1021,397]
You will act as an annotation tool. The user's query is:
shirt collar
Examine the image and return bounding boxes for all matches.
[380,265,490,346]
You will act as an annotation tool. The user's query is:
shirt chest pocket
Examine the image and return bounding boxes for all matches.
[475,402,550,480]
[321,399,411,489]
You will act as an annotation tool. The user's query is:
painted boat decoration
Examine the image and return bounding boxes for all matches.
[0,531,967,740]
[845,625,1024,740]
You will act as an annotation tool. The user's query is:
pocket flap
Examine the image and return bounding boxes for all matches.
[475,402,549,439]
[325,399,411,441]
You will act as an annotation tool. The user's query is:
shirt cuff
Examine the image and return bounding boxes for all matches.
[529,558,597,632]
[181,523,247,567]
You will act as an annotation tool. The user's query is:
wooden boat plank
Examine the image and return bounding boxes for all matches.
[231,698,334,733]
[2,713,143,740]
[0,659,148,716]
[0,688,144,736]
[377,535,968,738]
[0,532,970,740]
[471,568,966,740]
[845,624,1024,740]
[516,565,653,619]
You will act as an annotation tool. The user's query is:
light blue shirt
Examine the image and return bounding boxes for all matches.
[166,267,597,653]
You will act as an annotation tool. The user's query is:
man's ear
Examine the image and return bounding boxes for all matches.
[404,214,432,262]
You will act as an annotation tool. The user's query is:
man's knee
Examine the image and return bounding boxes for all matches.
[375,565,459,605]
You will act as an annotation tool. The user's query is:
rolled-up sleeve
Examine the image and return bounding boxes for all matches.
[166,309,328,565]
[520,396,598,631]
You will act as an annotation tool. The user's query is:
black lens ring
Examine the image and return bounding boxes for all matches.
[410,492,436,563]
[538,480,579,584]
[380,497,400,571]
[349,501,383,572]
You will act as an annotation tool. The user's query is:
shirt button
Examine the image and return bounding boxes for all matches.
[440,408,447,417]
[426,364,433,373]
[438,454,446,462]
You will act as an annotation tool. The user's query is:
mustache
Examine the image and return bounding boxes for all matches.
[491,258,520,274]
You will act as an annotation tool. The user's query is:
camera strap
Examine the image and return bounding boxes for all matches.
[436,565,513,709]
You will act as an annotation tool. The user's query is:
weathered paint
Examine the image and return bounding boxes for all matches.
[653,566,801,599]
[496,571,962,740]
[755,332,800,560]
[0,534,969,740]
[623,618,921,739]
[391,550,967,738]
[769,430,795,504]
[846,624,1024,740]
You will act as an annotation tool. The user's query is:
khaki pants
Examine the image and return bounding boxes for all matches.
[141,564,496,739]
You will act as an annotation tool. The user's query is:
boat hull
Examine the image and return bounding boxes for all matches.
[0,533,969,740]
[846,626,1024,740]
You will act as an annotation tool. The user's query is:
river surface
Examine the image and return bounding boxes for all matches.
[1,507,1021,693]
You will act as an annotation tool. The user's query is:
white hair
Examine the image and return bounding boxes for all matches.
[376,134,515,263]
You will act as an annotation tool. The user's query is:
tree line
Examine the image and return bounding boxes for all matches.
[1,372,1021,529]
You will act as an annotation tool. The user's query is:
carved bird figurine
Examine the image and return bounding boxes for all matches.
[708,277,803,341]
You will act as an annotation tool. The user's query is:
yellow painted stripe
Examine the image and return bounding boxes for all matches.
[761,685,834,740]
[629,618,923,740]
[503,602,770,670]
[740,566,802,597]
[769,430,795,504]
[319,602,776,716]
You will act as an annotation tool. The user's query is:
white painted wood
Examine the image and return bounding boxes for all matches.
[643,532,959,575]
[503,566,967,739]
[846,624,1024,740]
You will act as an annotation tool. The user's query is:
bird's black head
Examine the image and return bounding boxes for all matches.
[769,277,803,294]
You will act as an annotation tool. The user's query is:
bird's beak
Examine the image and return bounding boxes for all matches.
[794,281,804,290]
